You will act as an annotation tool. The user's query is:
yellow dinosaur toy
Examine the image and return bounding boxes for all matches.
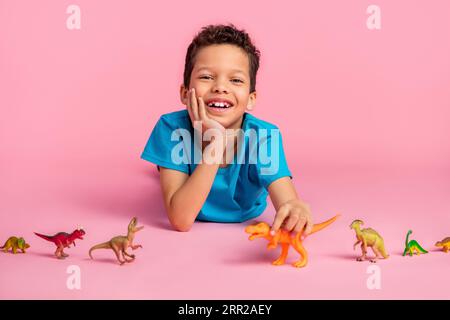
[1,236,31,254]
[435,237,450,253]
[350,220,389,263]
[245,215,340,268]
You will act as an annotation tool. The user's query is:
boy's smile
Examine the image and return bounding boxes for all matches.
[181,44,257,130]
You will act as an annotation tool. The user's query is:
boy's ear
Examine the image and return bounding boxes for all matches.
[246,91,257,111]
[180,85,188,106]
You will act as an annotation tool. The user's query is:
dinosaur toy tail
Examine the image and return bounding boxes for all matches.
[380,246,390,259]
[293,214,340,244]
[89,241,112,259]
[309,214,341,235]
[34,232,54,242]
[416,243,428,254]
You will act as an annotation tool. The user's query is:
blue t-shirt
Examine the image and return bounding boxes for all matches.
[140,109,292,223]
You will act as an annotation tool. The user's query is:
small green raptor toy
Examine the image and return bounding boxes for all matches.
[403,230,428,256]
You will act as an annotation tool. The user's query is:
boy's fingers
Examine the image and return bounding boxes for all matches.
[186,90,194,121]
[188,88,192,109]
[191,88,199,120]
[198,96,208,121]
[304,217,314,235]
[294,217,307,233]
[271,206,289,235]
[284,214,299,231]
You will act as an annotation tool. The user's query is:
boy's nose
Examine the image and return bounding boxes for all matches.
[211,81,229,94]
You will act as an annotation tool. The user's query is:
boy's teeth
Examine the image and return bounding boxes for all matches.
[208,102,231,108]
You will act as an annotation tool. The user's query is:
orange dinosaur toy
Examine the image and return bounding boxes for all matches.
[245,215,340,268]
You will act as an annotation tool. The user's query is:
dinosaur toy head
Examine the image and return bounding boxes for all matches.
[73,228,86,240]
[350,220,363,230]
[245,222,271,240]
[128,217,144,233]
[435,241,443,247]
[17,237,30,249]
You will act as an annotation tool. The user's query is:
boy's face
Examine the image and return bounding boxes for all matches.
[180,44,257,129]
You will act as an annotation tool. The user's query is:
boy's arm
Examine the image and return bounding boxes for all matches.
[268,177,313,235]
[159,161,221,232]
[159,88,227,232]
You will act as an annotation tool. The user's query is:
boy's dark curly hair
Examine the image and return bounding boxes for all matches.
[183,24,261,93]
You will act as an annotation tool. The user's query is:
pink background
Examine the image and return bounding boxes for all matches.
[1,0,449,299]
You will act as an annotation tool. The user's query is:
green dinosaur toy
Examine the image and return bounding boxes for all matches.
[403,230,428,256]
[1,236,31,254]
[350,220,389,263]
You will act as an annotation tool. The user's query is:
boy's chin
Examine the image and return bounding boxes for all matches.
[208,112,245,129]
[209,117,234,130]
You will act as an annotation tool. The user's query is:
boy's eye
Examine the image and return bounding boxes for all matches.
[199,75,244,83]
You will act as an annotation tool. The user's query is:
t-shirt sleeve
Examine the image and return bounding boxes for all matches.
[140,115,190,174]
[255,127,292,189]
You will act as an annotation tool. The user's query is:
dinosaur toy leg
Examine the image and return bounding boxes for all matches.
[267,233,281,250]
[272,243,289,266]
[292,240,308,268]
[57,246,68,259]
[370,246,383,263]
[444,245,449,253]
[55,246,64,259]
[53,241,66,259]
[353,240,362,251]
[357,243,368,261]
[2,242,11,253]
[121,250,135,263]
[12,246,18,254]
[112,247,126,265]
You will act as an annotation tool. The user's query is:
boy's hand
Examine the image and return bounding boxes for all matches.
[186,88,226,136]
[270,199,313,237]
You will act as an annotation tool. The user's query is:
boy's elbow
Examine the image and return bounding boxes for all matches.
[173,224,192,232]
[168,213,194,232]
[166,195,195,232]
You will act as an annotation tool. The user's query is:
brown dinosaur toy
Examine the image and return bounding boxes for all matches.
[245,215,340,268]
[89,217,144,265]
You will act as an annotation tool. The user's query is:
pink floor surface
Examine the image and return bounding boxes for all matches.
[1,162,449,299]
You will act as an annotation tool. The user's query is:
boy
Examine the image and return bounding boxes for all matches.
[141,24,313,234]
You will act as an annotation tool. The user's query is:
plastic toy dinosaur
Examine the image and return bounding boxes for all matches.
[1,236,31,254]
[350,220,389,263]
[34,228,85,259]
[435,237,450,253]
[89,217,143,265]
[245,215,340,268]
[403,230,428,256]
